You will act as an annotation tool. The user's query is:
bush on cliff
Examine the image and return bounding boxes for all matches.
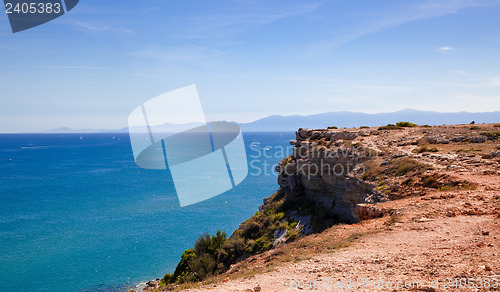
[378,124,402,130]
[161,190,340,286]
[162,230,228,283]
[162,191,303,285]
[396,121,418,127]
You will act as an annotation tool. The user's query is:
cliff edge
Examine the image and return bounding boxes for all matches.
[146,123,500,291]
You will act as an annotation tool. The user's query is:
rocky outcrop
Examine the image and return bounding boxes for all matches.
[275,129,388,223]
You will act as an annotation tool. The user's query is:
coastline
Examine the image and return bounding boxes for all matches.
[136,123,500,291]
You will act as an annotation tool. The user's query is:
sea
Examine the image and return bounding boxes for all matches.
[0,131,295,292]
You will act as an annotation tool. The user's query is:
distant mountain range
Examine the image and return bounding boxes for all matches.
[42,109,500,133]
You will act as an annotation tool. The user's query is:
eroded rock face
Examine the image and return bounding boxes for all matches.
[276,129,387,223]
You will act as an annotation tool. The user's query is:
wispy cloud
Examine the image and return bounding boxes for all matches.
[76,21,111,31]
[434,46,455,52]
[455,76,500,88]
[32,65,160,72]
[280,76,415,92]
[307,0,500,53]
[165,2,321,40]
[449,69,470,75]
[74,21,135,34]
[131,45,230,67]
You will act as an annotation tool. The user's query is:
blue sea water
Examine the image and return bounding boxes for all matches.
[0,132,294,292]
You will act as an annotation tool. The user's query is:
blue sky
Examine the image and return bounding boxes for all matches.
[1,0,500,132]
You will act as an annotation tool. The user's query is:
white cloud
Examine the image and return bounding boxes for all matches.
[435,46,455,52]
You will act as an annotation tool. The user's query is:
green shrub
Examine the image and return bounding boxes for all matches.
[494,124,500,128]
[162,190,344,286]
[470,126,480,130]
[455,148,481,153]
[274,212,284,221]
[359,126,369,129]
[396,121,418,127]
[378,124,402,130]
[162,231,228,284]
[251,237,273,253]
[327,126,338,129]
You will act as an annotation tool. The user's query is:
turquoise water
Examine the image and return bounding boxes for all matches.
[0,132,294,291]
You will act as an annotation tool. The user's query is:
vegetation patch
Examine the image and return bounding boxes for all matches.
[327,126,338,129]
[414,145,439,153]
[470,126,480,130]
[482,131,500,140]
[396,121,418,127]
[362,157,433,180]
[402,173,477,191]
[378,124,402,130]
[455,148,482,153]
[161,190,345,287]
[393,157,433,176]
[494,124,500,128]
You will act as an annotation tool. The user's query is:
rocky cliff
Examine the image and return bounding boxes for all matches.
[149,123,500,291]
[275,128,387,223]
[272,123,499,232]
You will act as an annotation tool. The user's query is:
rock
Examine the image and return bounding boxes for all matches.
[391,153,408,159]
[483,151,500,159]
[471,136,486,143]
[330,131,357,141]
[451,136,465,142]
[380,160,389,166]
[310,132,321,140]
[482,230,490,236]
[143,280,159,291]
[254,286,262,292]
[298,129,310,139]
[273,228,288,246]
[427,135,450,144]
[356,204,387,220]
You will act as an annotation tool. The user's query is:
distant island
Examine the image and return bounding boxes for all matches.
[42,109,500,133]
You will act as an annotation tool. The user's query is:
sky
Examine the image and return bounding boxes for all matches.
[0,0,500,132]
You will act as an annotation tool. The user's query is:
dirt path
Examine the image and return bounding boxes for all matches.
[186,215,498,291]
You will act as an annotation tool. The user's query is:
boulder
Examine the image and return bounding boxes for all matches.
[355,204,388,220]
[471,136,486,143]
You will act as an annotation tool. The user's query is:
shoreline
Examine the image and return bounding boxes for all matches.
[134,123,500,291]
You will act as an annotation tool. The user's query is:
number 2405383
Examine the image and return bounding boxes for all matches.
[5,2,62,14]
